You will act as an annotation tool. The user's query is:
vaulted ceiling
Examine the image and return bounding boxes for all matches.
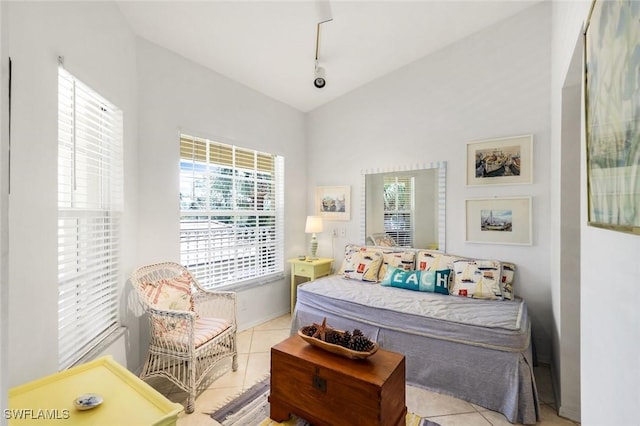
[117,1,542,112]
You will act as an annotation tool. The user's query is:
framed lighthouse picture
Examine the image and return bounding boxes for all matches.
[465,197,532,245]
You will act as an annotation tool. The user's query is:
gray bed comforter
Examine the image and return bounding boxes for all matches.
[291,275,540,424]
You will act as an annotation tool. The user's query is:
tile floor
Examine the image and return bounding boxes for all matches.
[150,314,580,426]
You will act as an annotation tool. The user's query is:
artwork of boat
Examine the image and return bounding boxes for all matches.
[509,156,521,176]
[484,163,506,177]
[477,150,520,178]
[481,211,510,231]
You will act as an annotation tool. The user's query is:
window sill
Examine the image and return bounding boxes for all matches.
[215,272,285,292]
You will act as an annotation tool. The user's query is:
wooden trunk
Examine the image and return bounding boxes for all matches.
[269,335,406,426]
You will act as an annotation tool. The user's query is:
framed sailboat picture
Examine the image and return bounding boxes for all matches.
[466,135,533,186]
[465,197,532,245]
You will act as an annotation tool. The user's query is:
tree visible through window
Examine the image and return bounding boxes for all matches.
[179,135,284,289]
[383,176,414,247]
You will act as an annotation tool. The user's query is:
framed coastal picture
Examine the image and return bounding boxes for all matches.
[315,185,350,221]
[466,135,533,186]
[584,0,640,234]
[465,197,532,245]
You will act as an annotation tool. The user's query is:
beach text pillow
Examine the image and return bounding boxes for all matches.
[380,268,450,294]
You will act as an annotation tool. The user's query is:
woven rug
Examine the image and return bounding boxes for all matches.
[209,376,439,426]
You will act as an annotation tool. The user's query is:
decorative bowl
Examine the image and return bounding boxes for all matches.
[73,393,103,410]
[297,329,378,359]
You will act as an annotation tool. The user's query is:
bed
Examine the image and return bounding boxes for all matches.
[290,273,540,424]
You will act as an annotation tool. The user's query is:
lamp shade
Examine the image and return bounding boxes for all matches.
[305,216,323,234]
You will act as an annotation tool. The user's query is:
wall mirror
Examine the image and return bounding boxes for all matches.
[360,161,446,252]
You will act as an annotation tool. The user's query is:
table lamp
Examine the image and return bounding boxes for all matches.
[305,215,323,260]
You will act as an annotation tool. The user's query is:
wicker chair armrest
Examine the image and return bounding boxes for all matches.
[147,306,196,320]
[192,291,236,323]
[147,306,196,335]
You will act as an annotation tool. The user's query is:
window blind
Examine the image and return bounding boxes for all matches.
[58,67,123,370]
[383,175,414,247]
[179,135,284,289]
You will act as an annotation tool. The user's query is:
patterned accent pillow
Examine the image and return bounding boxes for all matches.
[337,244,363,275]
[380,267,435,292]
[378,249,416,281]
[501,262,516,300]
[451,260,503,300]
[415,250,465,272]
[142,271,194,311]
[342,246,384,282]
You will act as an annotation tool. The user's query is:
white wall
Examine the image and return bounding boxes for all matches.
[6,1,138,386]
[307,2,553,362]
[134,38,307,369]
[552,1,640,424]
[1,1,9,420]
[549,8,583,418]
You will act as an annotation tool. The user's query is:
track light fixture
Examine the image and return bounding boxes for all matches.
[314,60,326,89]
[313,1,332,89]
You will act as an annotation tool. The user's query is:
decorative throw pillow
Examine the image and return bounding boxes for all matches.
[377,249,416,281]
[433,269,452,295]
[337,244,365,275]
[381,267,435,292]
[142,271,194,311]
[342,247,384,282]
[501,262,516,300]
[451,260,503,300]
[416,250,465,272]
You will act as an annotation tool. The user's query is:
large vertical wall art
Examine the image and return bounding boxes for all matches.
[584,0,640,234]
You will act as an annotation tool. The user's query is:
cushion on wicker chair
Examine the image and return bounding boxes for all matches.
[141,271,195,311]
[156,317,231,348]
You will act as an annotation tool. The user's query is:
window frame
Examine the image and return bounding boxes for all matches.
[179,134,284,291]
[57,67,123,370]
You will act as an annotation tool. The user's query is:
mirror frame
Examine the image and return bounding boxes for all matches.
[360,161,447,252]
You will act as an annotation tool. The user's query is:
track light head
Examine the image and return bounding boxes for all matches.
[314,65,326,89]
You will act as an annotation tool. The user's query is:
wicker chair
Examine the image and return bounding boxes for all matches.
[367,233,398,247]
[131,262,238,413]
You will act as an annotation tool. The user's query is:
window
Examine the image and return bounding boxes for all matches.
[179,135,284,289]
[383,175,414,247]
[57,67,123,370]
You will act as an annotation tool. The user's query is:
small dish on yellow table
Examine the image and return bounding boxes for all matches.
[74,393,103,410]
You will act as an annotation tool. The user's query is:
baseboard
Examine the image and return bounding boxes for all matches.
[239,309,291,332]
[559,405,581,423]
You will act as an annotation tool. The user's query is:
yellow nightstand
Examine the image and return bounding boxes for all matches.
[288,257,333,312]
[8,355,183,425]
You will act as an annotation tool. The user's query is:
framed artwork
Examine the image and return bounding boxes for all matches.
[466,135,533,186]
[315,185,350,221]
[465,197,532,245]
[584,0,640,235]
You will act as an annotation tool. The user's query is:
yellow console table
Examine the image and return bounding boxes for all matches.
[288,257,333,312]
[8,355,183,425]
